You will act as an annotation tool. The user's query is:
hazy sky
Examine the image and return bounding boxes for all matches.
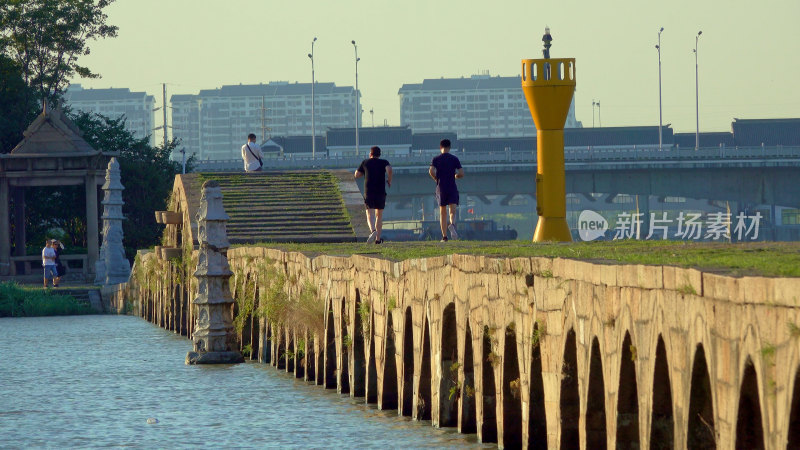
[71,0,800,142]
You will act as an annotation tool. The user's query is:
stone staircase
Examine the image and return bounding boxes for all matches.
[185,171,358,244]
[56,287,103,312]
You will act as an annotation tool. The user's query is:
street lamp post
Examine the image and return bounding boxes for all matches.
[592,99,596,127]
[656,27,664,150]
[308,37,317,159]
[596,101,601,127]
[351,40,360,156]
[694,31,702,150]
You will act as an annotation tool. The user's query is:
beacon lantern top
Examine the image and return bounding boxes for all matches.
[521,27,576,130]
[521,28,575,88]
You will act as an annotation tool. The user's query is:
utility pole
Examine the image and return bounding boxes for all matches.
[352,40,360,156]
[261,96,266,143]
[180,147,186,174]
[162,83,168,148]
[259,96,271,140]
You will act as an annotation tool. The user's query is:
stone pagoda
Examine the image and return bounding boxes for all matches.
[186,180,244,364]
[95,157,131,285]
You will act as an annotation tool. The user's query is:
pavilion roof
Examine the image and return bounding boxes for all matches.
[8,107,99,156]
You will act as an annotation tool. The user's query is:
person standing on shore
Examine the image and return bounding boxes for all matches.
[241,133,263,172]
[355,146,393,244]
[42,240,57,288]
[428,139,464,242]
[53,239,65,286]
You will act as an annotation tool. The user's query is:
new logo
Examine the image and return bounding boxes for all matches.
[578,210,608,241]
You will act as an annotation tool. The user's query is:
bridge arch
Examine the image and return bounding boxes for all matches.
[481,325,498,443]
[366,310,378,403]
[788,366,800,447]
[586,337,608,449]
[286,329,296,374]
[324,298,336,388]
[339,296,350,394]
[560,328,579,449]
[650,335,674,449]
[501,324,522,448]
[460,317,477,433]
[401,307,414,416]
[735,358,765,449]
[529,320,547,448]
[380,308,398,410]
[352,290,366,397]
[687,344,716,448]
[439,303,458,427]
[276,325,286,370]
[617,331,640,448]
[417,311,432,421]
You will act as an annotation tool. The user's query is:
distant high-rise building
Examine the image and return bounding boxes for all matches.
[171,82,358,160]
[65,84,156,145]
[398,73,581,138]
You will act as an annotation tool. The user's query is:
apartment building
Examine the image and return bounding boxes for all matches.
[65,84,156,145]
[171,82,358,160]
[398,74,580,138]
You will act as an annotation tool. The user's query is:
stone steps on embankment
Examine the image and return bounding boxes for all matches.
[181,171,357,243]
[56,287,104,312]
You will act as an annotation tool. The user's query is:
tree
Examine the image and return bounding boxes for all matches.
[70,111,192,259]
[0,53,36,153]
[0,0,118,106]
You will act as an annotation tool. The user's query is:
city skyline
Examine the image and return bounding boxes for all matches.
[68,0,800,145]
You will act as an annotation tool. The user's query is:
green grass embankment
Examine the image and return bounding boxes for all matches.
[0,282,94,317]
[248,240,800,278]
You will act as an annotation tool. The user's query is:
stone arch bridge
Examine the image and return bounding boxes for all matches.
[126,247,800,449]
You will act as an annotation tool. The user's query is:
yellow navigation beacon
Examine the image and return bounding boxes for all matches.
[522,27,575,242]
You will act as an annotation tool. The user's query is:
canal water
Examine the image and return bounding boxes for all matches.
[0,315,488,448]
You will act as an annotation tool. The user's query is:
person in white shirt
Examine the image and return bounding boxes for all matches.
[42,240,58,288]
[241,133,263,172]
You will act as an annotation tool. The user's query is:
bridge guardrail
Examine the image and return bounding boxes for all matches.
[192,145,800,171]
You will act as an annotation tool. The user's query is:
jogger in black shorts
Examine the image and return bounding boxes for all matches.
[429,139,464,241]
[355,146,393,244]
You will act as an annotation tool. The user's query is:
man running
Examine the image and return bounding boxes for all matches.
[429,139,464,242]
[355,146,393,244]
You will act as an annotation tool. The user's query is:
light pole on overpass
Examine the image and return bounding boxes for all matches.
[308,37,317,159]
[694,31,702,150]
[352,40,360,157]
[656,27,664,150]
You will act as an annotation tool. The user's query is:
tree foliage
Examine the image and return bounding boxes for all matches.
[71,111,192,259]
[1,0,187,260]
[0,54,36,153]
[0,0,118,106]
